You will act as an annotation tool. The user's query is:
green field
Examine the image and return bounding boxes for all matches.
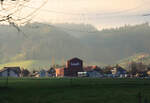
[0,78,150,103]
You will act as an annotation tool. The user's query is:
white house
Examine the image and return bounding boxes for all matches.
[31,70,48,77]
[39,70,47,77]
[111,67,127,78]
[31,72,40,77]
[0,67,21,77]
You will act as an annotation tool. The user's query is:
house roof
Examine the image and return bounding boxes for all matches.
[68,57,82,62]
[0,67,21,74]
[31,72,39,76]
[84,66,103,73]
[116,67,127,72]
[83,66,94,72]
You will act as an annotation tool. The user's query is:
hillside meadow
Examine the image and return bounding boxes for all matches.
[0,60,52,71]
[0,78,150,103]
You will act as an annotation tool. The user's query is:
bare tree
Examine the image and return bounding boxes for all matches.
[0,0,48,33]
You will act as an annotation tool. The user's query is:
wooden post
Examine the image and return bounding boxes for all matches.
[138,91,142,103]
[70,77,72,87]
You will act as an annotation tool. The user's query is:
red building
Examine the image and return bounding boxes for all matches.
[55,57,84,77]
[55,68,65,77]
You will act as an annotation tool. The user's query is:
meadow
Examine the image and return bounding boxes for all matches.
[0,60,52,71]
[0,78,150,103]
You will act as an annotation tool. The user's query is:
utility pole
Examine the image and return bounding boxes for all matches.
[5,68,9,87]
[144,97,148,103]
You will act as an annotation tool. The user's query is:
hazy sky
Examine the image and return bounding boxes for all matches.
[24,0,150,29]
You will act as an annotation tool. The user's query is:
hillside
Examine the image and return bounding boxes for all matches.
[79,23,150,63]
[118,53,150,68]
[0,22,150,69]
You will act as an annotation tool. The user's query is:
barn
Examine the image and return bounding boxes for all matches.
[66,57,84,76]
[55,57,84,77]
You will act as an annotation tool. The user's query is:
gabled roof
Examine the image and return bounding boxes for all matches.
[0,67,21,74]
[116,67,126,72]
[68,57,82,62]
[31,72,39,76]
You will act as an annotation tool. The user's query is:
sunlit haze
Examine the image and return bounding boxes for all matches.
[24,0,150,29]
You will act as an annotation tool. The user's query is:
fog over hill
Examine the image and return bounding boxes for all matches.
[0,22,150,65]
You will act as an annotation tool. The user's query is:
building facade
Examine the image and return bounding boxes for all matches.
[55,57,84,77]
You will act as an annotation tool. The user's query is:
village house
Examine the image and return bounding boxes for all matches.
[87,70,103,78]
[80,65,103,77]
[21,69,30,77]
[47,67,56,77]
[30,68,56,77]
[55,67,65,77]
[147,66,150,77]
[39,69,47,77]
[83,65,96,72]
[146,66,150,76]
[31,71,40,77]
[0,67,21,77]
[103,66,113,78]
[111,66,127,78]
[30,70,47,77]
[135,71,148,78]
[78,72,88,77]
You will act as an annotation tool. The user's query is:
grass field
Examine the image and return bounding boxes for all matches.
[0,78,150,103]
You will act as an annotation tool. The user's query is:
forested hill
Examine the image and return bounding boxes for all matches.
[0,22,150,67]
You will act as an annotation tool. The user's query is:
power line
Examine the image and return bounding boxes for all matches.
[1,0,149,34]
[0,0,48,24]
[23,1,145,16]
[0,0,48,38]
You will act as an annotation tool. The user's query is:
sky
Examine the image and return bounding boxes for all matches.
[9,0,150,29]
